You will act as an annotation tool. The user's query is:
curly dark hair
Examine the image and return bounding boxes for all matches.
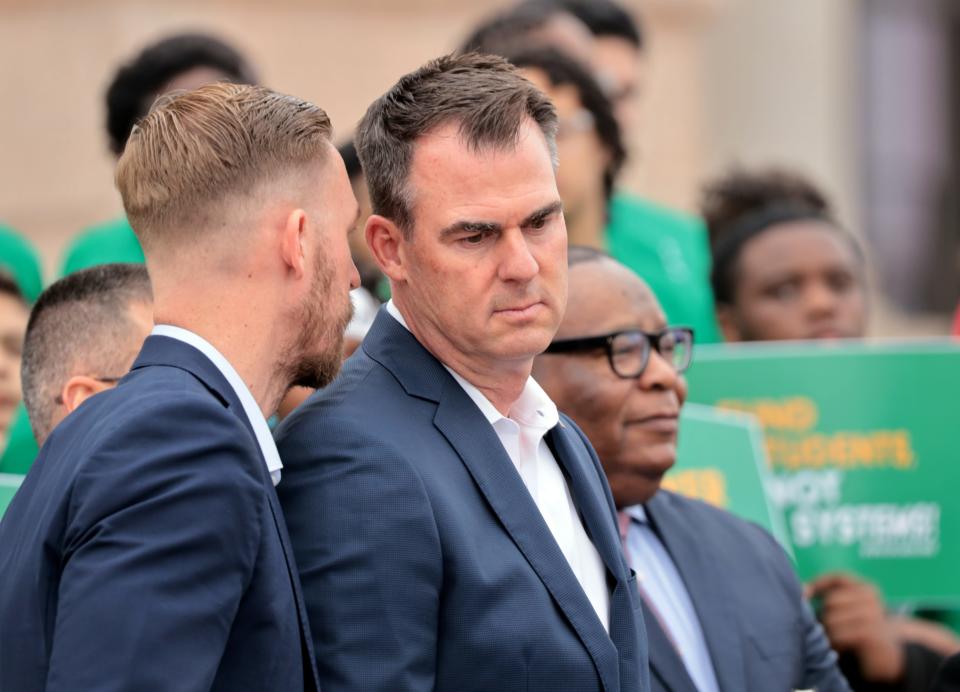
[0,271,24,304]
[548,0,644,50]
[105,32,257,155]
[702,167,833,242]
[460,1,569,56]
[507,46,626,202]
[701,167,861,304]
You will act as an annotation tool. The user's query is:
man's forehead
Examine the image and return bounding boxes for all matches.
[407,120,557,222]
[410,116,553,163]
[563,261,662,329]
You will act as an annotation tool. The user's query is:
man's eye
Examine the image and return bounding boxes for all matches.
[766,281,799,301]
[528,216,548,230]
[827,272,855,293]
[462,232,487,245]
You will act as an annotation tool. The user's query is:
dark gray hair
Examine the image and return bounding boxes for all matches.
[355,52,558,236]
[21,264,152,444]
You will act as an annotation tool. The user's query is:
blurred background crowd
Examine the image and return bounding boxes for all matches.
[2,0,960,689]
[3,0,960,338]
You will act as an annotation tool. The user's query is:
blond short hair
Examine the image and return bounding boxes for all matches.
[116,82,332,249]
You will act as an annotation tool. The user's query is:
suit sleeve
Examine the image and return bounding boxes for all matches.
[276,414,442,692]
[750,526,853,692]
[45,396,264,692]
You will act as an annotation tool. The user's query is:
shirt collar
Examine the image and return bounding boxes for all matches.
[385,300,559,430]
[150,324,283,486]
[624,504,649,524]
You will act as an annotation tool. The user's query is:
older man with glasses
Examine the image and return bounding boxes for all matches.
[533,246,851,692]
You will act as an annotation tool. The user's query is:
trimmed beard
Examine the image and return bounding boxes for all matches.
[280,249,354,391]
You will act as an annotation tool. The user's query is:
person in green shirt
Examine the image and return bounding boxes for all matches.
[700,166,867,342]
[511,46,721,342]
[61,33,258,276]
[0,234,39,475]
[0,406,36,476]
[0,224,43,304]
[0,275,28,459]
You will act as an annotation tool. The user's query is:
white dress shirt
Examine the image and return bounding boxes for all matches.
[623,505,720,692]
[385,301,610,630]
[151,325,283,486]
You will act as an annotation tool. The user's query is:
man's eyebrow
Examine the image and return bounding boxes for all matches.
[438,219,501,240]
[520,201,563,228]
[437,201,563,240]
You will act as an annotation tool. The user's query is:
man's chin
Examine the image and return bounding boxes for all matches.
[289,346,344,390]
[492,326,558,360]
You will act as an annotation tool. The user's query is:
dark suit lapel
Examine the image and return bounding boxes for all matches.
[366,310,620,690]
[131,335,320,690]
[646,492,745,691]
[545,423,622,581]
[432,382,620,692]
[547,422,649,691]
[642,599,699,692]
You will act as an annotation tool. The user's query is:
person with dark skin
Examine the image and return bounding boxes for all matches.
[702,167,960,690]
[703,167,868,342]
[533,247,850,691]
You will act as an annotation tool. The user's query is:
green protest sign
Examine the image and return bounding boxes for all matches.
[668,403,790,551]
[0,473,24,519]
[684,340,960,606]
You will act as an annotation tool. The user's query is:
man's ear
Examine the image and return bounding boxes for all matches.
[60,376,116,414]
[366,214,407,283]
[280,208,309,279]
[715,304,741,342]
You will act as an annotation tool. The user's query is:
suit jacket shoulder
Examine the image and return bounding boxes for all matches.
[0,339,312,692]
[644,489,849,691]
[275,311,647,692]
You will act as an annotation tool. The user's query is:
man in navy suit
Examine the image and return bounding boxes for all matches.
[0,83,359,691]
[275,53,648,692]
[534,246,851,691]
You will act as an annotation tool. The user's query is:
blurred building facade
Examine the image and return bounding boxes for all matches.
[0,0,955,333]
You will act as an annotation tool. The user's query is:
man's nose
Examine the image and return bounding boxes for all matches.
[498,229,539,282]
[805,280,839,317]
[635,348,678,392]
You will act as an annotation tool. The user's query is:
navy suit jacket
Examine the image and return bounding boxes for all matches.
[275,310,649,692]
[640,490,849,692]
[0,335,319,692]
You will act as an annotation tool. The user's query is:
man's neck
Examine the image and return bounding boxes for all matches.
[154,304,287,417]
[391,298,530,416]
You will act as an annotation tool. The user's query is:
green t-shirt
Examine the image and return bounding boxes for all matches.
[0,404,38,475]
[0,224,43,303]
[60,217,144,277]
[605,192,722,344]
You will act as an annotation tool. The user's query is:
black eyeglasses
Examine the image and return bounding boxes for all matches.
[544,327,694,379]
